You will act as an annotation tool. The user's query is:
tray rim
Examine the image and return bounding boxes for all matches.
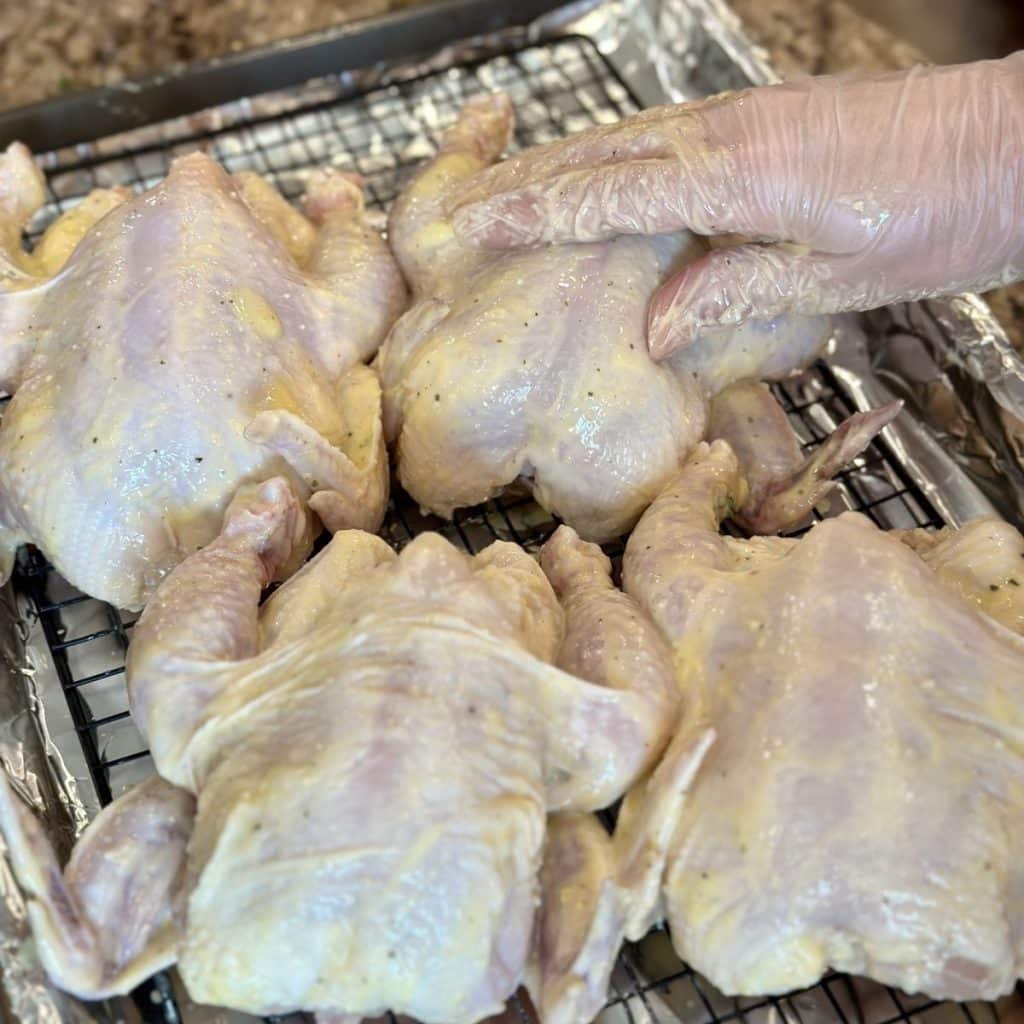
[0,0,571,152]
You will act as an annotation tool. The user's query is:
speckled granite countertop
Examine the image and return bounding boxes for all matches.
[731,0,924,74]
[2,0,1021,348]
[0,0,426,109]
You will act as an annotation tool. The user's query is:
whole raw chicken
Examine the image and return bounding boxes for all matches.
[377,93,897,542]
[0,477,679,1022]
[530,444,1024,1024]
[0,144,406,608]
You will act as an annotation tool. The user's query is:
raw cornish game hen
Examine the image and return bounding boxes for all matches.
[0,143,406,608]
[530,443,1024,1024]
[0,477,679,1022]
[378,92,897,542]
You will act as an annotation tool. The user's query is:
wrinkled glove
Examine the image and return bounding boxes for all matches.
[452,55,1024,357]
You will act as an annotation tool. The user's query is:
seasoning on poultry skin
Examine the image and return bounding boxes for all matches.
[378,93,898,543]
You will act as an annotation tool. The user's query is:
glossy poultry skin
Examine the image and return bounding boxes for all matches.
[0,144,406,609]
[377,93,705,543]
[0,478,679,1022]
[531,444,1024,1024]
[378,92,894,543]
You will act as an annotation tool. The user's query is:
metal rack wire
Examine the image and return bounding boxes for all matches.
[12,30,1007,1024]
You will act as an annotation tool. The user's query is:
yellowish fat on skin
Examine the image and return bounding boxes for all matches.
[729,934,827,995]
[229,287,283,342]
[415,221,457,250]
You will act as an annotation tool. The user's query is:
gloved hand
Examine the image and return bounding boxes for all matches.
[451,55,1024,357]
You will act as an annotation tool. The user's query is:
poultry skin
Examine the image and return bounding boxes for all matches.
[378,92,896,542]
[0,476,681,1022]
[530,443,1024,1022]
[0,145,406,608]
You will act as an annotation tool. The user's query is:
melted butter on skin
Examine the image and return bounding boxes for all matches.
[337,368,380,468]
[229,287,282,342]
[259,361,348,448]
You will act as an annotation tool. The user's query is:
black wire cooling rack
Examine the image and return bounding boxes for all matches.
[11,29,1013,1024]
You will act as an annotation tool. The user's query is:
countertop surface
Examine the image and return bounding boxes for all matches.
[2,0,1021,349]
[732,0,923,75]
[0,0,922,110]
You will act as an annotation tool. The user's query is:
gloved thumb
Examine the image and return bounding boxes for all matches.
[647,243,879,359]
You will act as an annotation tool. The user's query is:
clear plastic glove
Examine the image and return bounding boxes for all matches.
[451,55,1024,357]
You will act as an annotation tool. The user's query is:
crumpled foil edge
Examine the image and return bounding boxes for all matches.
[865,297,1024,527]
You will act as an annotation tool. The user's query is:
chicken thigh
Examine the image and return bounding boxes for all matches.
[0,144,406,608]
[530,444,1024,1022]
[379,93,893,542]
[0,477,679,1021]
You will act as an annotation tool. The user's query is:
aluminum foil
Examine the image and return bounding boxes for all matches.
[3,0,1024,1022]
[864,299,1024,528]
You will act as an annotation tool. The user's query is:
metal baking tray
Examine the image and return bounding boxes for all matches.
[1,2,1022,1024]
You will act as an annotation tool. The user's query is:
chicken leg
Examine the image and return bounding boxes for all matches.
[0,774,193,999]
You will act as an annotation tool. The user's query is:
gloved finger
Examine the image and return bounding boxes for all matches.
[451,154,759,249]
[452,101,688,204]
[646,243,883,358]
[448,94,769,247]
